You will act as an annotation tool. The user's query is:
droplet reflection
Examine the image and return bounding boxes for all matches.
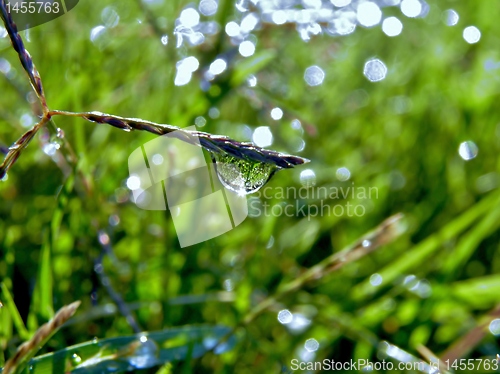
[463,26,481,44]
[304,338,320,352]
[278,309,293,324]
[252,126,273,147]
[489,319,500,335]
[382,17,403,37]
[336,167,351,181]
[458,141,478,160]
[370,273,383,286]
[363,58,388,82]
[444,9,459,26]
[300,169,316,187]
[304,65,325,86]
[212,153,278,195]
[357,2,382,27]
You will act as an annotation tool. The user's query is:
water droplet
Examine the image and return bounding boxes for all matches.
[239,40,256,57]
[304,338,319,352]
[252,126,273,147]
[212,153,279,195]
[199,0,218,16]
[463,26,481,44]
[304,65,325,86]
[129,339,158,369]
[152,154,164,165]
[336,167,351,181]
[101,7,120,28]
[370,273,383,286]
[240,13,259,33]
[443,9,459,26]
[363,58,388,82]
[403,274,418,289]
[98,231,110,245]
[287,313,311,333]
[270,107,283,120]
[357,2,382,27]
[90,25,106,43]
[109,214,120,226]
[400,0,422,18]
[208,107,220,119]
[223,279,234,291]
[490,319,500,335]
[247,74,257,87]
[49,131,64,150]
[195,116,207,127]
[272,10,287,25]
[331,0,351,7]
[179,8,200,28]
[327,11,356,35]
[160,35,168,45]
[209,58,227,75]
[0,58,11,75]
[175,56,200,86]
[300,169,316,187]
[235,0,250,12]
[225,21,241,37]
[382,17,403,36]
[127,175,141,190]
[71,353,82,366]
[278,309,293,324]
[43,143,58,156]
[362,239,371,247]
[56,128,65,139]
[458,141,478,160]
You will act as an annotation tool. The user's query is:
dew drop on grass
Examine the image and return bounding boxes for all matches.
[458,140,478,160]
[129,337,158,369]
[212,153,279,195]
[364,58,387,82]
[70,353,82,366]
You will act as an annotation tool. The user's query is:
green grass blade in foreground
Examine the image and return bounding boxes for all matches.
[451,274,500,308]
[352,190,500,300]
[439,201,500,277]
[26,325,236,374]
[27,231,54,331]
[0,283,30,341]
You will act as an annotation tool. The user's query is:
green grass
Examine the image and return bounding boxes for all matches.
[1,0,500,373]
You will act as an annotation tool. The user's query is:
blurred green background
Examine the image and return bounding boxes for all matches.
[1,0,500,372]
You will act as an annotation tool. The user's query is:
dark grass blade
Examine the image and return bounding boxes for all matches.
[54,110,309,169]
[0,0,46,108]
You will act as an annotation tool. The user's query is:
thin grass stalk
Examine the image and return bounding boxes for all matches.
[440,303,500,363]
[0,0,47,109]
[3,301,81,374]
[0,117,49,179]
[49,110,309,168]
[95,229,142,334]
[243,213,405,324]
